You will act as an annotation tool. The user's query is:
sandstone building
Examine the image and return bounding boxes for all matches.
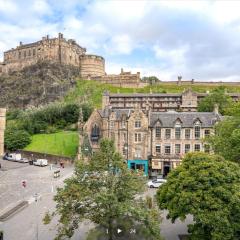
[102,89,240,112]
[84,101,221,177]
[0,108,6,157]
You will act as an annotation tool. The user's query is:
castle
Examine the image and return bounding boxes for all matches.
[0,33,141,87]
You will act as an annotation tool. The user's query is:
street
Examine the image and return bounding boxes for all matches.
[0,160,192,240]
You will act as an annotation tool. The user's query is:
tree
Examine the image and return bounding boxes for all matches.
[142,76,160,85]
[156,152,240,240]
[198,87,233,114]
[4,128,31,151]
[207,117,240,163]
[44,139,162,240]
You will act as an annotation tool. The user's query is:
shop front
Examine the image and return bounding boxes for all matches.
[127,159,149,176]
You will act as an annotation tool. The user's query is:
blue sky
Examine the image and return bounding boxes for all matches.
[0,0,240,82]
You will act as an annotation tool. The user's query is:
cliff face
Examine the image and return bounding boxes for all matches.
[0,61,80,108]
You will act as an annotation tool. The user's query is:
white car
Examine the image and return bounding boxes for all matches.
[147,178,167,188]
[33,159,48,167]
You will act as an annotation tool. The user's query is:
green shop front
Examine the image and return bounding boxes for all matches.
[127,159,148,176]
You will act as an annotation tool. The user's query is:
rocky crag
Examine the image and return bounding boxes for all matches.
[0,61,79,108]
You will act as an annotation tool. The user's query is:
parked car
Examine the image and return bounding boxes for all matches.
[33,159,48,167]
[147,178,167,188]
[3,153,28,163]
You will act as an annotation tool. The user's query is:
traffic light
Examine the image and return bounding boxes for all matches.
[22,180,26,188]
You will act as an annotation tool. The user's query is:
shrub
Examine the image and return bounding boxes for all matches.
[5,128,31,151]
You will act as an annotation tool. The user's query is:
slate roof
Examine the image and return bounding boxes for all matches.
[149,112,221,128]
[98,107,221,127]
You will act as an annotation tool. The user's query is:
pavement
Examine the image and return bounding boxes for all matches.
[0,159,192,240]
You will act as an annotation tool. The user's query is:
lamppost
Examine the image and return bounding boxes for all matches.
[34,193,39,240]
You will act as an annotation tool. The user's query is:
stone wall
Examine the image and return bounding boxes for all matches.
[80,54,105,78]
[91,68,141,88]
[0,108,6,156]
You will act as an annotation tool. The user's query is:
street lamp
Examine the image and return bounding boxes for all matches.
[34,193,39,240]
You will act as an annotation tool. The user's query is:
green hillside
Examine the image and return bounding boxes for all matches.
[24,131,79,158]
[64,80,240,108]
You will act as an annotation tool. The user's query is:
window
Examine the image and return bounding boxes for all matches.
[194,126,201,139]
[175,144,181,155]
[156,145,161,154]
[28,49,31,56]
[175,127,181,139]
[123,144,128,156]
[110,121,114,129]
[33,49,36,56]
[194,144,201,152]
[18,51,21,59]
[122,132,127,141]
[155,126,161,138]
[122,120,126,128]
[185,129,190,139]
[135,121,141,128]
[185,144,190,153]
[165,129,171,139]
[135,147,142,158]
[204,129,210,137]
[91,124,100,143]
[165,145,171,155]
[24,51,26,58]
[204,144,210,153]
[135,133,141,142]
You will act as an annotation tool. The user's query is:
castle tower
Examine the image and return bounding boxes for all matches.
[0,108,6,157]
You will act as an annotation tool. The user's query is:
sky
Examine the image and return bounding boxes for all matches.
[0,0,240,82]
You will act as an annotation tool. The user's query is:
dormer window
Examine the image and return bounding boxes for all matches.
[155,126,161,138]
[175,121,181,140]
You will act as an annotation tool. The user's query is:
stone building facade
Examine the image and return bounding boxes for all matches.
[102,89,240,112]
[84,104,221,177]
[0,108,6,157]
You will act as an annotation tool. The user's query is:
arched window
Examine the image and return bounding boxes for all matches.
[91,124,100,143]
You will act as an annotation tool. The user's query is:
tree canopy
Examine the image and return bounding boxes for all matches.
[156,152,240,240]
[44,139,162,240]
[197,86,233,114]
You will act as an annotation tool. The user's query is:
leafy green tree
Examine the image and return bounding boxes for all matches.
[207,117,240,163]
[142,76,160,85]
[198,86,233,114]
[156,152,240,240]
[4,128,31,151]
[44,139,162,240]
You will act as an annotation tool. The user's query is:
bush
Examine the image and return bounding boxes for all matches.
[5,128,31,151]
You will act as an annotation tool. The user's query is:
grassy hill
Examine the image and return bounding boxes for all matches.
[24,131,79,158]
[64,80,240,108]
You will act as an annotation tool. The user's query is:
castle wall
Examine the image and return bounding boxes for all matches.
[80,55,105,78]
[0,108,6,156]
